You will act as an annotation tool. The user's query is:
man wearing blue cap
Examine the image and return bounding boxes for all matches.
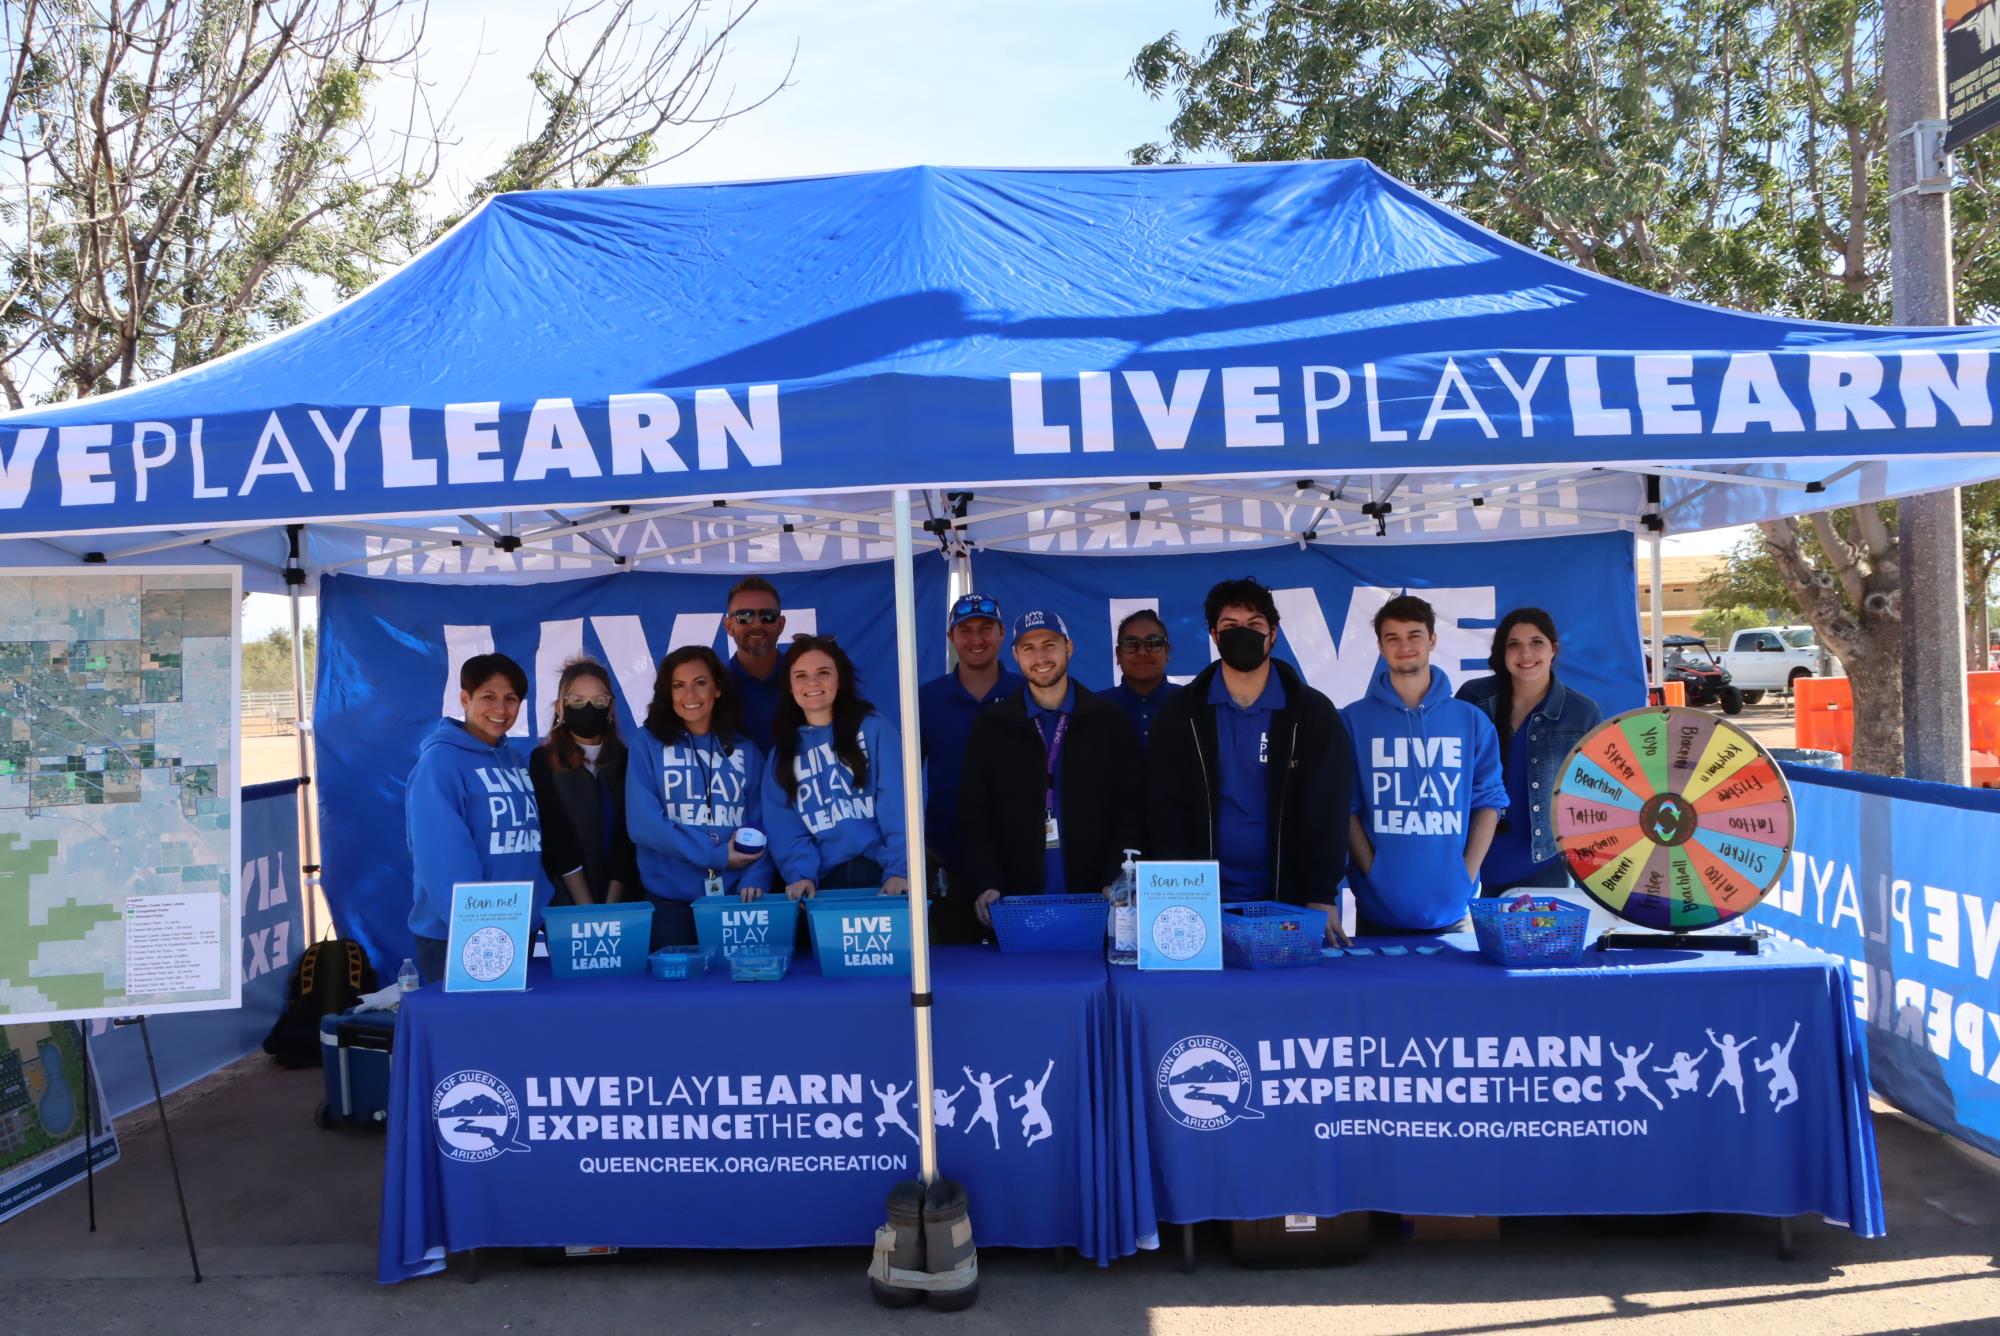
[918,592,1023,943]
[958,608,1143,931]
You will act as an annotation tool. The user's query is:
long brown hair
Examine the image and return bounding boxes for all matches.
[1486,607,1560,759]
[644,645,744,747]
[772,635,874,804]
[544,656,624,774]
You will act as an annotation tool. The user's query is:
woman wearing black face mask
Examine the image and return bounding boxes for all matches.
[529,657,640,906]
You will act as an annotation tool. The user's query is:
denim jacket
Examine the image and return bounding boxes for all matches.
[1454,674,1603,864]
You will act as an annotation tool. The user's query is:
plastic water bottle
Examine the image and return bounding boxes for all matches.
[1107,849,1139,967]
[397,957,419,993]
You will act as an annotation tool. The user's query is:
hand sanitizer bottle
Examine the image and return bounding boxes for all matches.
[1108,849,1140,966]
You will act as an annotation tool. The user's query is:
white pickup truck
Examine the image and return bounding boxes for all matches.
[1713,625,1837,702]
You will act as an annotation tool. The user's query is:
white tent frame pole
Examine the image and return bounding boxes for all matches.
[1637,465,1817,492]
[285,529,321,944]
[103,525,269,559]
[1648,531,1667,689]
[890,488,939,1185]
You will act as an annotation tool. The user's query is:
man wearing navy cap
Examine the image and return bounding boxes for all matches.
[958,608,1143,932]
[917,592,1023,943]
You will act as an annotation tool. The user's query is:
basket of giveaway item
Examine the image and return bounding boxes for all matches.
[1469,894,1590,968]
[989,893,1109,953]
[1220,901,1328,969]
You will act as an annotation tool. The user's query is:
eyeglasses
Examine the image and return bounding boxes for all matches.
[1117,635,1169,652]
[729,609,782,625]
[950,593,999,622]
[563,694,612,709]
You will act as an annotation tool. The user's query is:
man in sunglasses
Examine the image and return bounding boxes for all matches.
[917,592,1022,943]
[724,576,786,750]
[1104,609,1174,748]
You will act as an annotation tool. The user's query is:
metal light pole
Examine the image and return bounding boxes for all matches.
[1886,0,1969,784]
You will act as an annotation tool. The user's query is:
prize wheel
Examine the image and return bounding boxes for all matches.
[1553,706,1793,932]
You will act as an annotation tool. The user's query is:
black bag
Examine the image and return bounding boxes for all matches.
[263,939,378,1069]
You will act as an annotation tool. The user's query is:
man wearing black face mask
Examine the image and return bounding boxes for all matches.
[1147,579,1354,941]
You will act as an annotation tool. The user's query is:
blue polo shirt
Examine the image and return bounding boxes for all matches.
[917,666,1023,870]
[1026,681,1076,895]
[1104,680,1171,748]
[728,654,783,751]
[1209,669,1286,902]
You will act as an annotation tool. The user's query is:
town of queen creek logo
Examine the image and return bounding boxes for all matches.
[432,1070,528,1162]
[1157,1035,1265,1131]
[461,927,515,982]
[1151,906,1207,962]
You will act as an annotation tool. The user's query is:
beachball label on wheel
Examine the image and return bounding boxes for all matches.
[1554,707,1794,931]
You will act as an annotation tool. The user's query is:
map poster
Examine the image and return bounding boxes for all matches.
[445,882,534,993]
[1137,861,1222,971]
[0,1020,121,1225]
[0,569,241,1025]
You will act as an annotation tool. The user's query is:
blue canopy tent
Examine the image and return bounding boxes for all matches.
[4,159,1998,1187]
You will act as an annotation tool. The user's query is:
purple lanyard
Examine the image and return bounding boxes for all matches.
[1038,713,1069,813]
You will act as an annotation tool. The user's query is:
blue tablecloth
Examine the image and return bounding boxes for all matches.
[379,948,1122,1281]
[1111,936,1885,1236]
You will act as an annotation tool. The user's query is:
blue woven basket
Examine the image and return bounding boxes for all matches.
[1221,902,1328,969]
[1469,897,1590,968]
[989,894,1108,953]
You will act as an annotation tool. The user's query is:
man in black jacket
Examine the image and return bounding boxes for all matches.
[958,608,1144,930]
[1147,578,1353,942]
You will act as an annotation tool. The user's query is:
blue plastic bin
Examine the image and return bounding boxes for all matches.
[692,897,800,959]
[543,902,654,979]
[989,893,1108,953]
[1221,902,1328,968]
[1469,896,1590,968]
[806,896,916,976]
[647,945,714,980]
[727,946,793,982]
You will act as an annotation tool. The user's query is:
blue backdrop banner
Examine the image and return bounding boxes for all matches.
[316,564,947,975]
[966,531,1647,713]
[1753,766,2000,1158]
[86,779,305,1118]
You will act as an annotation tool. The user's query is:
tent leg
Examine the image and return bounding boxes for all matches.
[1647,530,1665,695]
[286,531,322,943]
[891,489,939,1185]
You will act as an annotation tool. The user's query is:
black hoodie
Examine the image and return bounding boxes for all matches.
[1145,658,1353,905]
[957,681,1144,895]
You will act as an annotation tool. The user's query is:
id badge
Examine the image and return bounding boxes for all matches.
[704,869,724,897]
[1044,813,1061,849]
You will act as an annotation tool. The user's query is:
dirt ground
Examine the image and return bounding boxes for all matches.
[0,1051,1994,1336]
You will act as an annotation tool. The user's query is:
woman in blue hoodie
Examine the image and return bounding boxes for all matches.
[763,635,909,899]
[626,645,773,948]
[1456,608,1604,893]
[406,653,554,983]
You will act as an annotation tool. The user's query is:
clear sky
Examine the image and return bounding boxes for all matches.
[244,0,1737,640]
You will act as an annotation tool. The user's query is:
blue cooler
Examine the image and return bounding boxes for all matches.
[316,1009,396,1128]
[692,897,800,959]
[544,902,654,979]
[806,895,917,977]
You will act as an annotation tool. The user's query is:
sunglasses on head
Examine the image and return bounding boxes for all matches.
[951,594,999,621]
[729,608,782,625]
[1118,634,1169,652]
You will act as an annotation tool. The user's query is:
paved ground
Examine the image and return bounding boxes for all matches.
[1,1052,1993,1336]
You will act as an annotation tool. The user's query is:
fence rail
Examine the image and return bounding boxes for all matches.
[241,690,313,735]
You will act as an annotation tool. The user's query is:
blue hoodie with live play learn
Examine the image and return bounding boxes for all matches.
[1342,664,1506,931]
[405,718,555,940]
